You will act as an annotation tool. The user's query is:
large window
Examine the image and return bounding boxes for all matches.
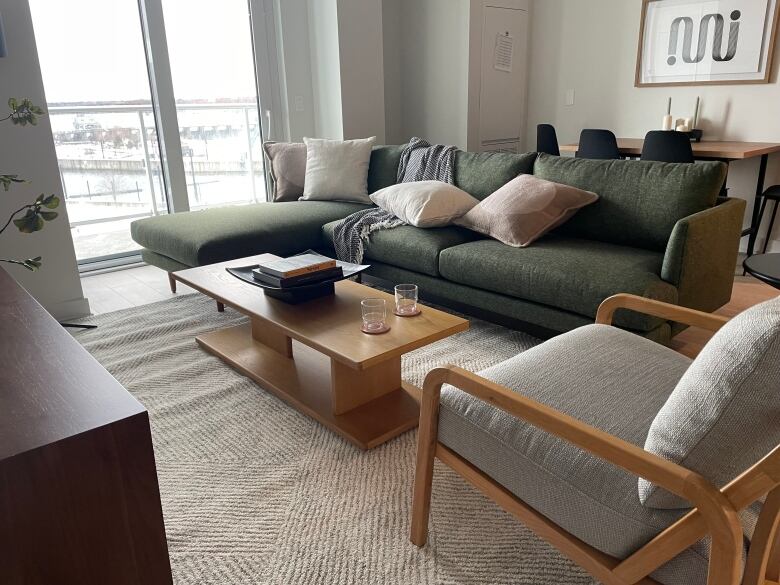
[163,0,265,208]
[29,0,268,268]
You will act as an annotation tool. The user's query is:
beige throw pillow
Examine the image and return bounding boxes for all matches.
[263,142,307,202]
[370,181,479,227]
[301,137,376,203]
[455,174,599,247]
[640,295,780,509]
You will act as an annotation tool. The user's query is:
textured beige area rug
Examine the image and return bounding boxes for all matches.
[74,294,595,585]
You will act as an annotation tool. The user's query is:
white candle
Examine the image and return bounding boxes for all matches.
[676,124,689,132]
[662,115,674,130]
[684,117,693,130]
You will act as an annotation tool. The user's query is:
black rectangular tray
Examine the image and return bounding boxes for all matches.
[226,254,370,304]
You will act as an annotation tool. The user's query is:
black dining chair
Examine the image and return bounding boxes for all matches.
[537,124,560,156]
[640,131,695,163]
[757,185,780,254]
[575,129,621,160]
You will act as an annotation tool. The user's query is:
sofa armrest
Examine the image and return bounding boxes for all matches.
[596,293,729,332]
[661,197,746,313]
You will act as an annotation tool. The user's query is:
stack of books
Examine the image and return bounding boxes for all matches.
[252,254,344,289]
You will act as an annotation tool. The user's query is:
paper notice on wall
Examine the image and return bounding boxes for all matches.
[494,33,514,72]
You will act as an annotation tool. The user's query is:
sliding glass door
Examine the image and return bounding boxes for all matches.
[29,0,271,269]
[162,0,265,209]
[29,0,169,264]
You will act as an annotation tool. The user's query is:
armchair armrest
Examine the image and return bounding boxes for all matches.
[596,293,730,332]
[418,365,744,584]
[662,198,746,313]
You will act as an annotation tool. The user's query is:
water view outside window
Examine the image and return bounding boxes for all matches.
[29,0,265,264]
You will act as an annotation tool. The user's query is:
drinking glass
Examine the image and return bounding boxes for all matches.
[394,284,419,315]
[361,298,387,332]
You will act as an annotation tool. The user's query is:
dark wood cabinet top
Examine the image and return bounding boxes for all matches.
[0,268,144,461]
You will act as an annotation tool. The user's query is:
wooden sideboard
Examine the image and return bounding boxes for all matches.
[0,269,172,585]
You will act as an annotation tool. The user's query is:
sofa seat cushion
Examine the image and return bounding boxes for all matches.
[322,221,482,277]
[131,201,370,268]
[438,237,678,331]
[438,325,712,585]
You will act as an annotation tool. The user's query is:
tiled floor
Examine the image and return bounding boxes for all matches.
[81,264,197,315]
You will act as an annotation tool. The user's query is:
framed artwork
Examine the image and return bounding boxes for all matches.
[636,0,780,86]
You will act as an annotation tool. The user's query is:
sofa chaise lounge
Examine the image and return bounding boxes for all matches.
[131,148,745,343]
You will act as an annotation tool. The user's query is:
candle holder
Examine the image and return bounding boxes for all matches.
[685,129,703,143]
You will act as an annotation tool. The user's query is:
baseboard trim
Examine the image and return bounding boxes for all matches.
[48,297,92,321]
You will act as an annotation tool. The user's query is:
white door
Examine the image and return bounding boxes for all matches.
[479,5,529,151]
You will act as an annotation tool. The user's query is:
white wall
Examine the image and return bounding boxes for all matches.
[392,0,471,148]
[337,0,386,142]
[0,0,89,319]
[274,0,315,142]
[382,0,404,144]
[280,0,385,142]
[307,0,344,139]
[525,0,780,252]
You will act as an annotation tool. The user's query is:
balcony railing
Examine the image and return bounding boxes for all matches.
[49,102,266,262]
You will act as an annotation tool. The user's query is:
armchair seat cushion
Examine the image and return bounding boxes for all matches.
[321,221,481,277]
[438,237,678,331]
[131,201,369,267]
[438,324,720,585]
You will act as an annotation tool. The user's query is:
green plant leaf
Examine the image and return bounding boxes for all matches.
[23,257,43,271]
[40,211,58,221]
[24,258,41,271]
[0,175,25,191]
[41,194,60,209]
[7,97,45,127]
[13,210,45,233]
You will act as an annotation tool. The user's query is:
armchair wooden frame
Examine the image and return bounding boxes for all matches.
[411,294,780,585]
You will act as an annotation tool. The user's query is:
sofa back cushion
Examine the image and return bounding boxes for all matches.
[455,151,537,200]
[533,154,726,251]
[640,295,780,508]
[368,144,406,194]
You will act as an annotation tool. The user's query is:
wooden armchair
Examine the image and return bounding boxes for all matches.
[411,294,780,585]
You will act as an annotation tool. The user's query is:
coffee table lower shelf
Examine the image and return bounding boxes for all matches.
[196,322,420,450]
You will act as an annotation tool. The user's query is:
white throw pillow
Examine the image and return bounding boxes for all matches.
[370,181,479,228]
[301,137,376,203]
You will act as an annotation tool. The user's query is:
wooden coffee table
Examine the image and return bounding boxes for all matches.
[173,254,469,449]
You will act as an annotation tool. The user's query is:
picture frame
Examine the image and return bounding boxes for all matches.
[636,0,780,87]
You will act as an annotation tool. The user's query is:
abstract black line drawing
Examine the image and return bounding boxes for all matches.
[637,0,779,86]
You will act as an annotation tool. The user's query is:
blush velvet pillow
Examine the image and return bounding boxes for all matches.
[370,181,479,227]
[301,137,376,203]
[455,174,599,247]
[263,141,307,202]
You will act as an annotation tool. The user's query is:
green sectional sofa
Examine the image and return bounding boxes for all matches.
[131,148,745,344]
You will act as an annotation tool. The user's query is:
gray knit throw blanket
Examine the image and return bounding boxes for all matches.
[332,137,456,264]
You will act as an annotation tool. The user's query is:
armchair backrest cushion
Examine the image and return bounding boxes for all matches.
[533,154,726,252]
[640,295,780,508]
[455,151,537,200]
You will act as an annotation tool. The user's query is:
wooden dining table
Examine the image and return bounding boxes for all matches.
[559,139,780,257]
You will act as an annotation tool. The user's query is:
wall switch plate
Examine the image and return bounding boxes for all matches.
[565,89,575,107]
[294,95,305,112]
